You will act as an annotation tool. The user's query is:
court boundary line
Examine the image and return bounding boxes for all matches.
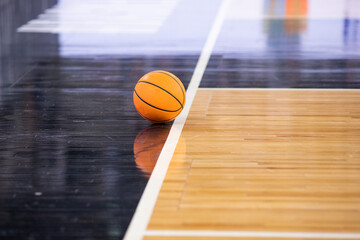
[145,230,360,239]
[200,87,360,91]
[123,1,231,239]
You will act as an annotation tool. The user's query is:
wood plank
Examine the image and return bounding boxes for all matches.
[147,89,360,234]
[144,237,354,240]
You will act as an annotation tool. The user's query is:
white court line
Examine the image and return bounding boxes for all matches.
[200,87,360,91]
[145,230,360,239]
[123,0,231,240]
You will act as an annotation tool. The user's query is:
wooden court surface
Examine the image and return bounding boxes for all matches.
[146,89,360,238]
[126,0,360,238]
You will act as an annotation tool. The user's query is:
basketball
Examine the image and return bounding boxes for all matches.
[133,70,186,123]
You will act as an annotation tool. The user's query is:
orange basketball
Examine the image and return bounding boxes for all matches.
[133,70,186,123]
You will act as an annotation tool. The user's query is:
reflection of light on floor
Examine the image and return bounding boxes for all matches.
[18,0,178,34]
[17,0,221,56]
[133,124,186,178]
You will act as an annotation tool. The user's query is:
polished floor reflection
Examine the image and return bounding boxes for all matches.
[0,56,188,239]
[134,124,171,178]
[0,0,220,239]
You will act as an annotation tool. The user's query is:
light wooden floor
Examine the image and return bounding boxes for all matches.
[145,89,360,239]
[144,237,355,240]
[144,237,356,240]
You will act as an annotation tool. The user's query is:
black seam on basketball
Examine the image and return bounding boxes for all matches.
[137,110,176,123]
[138,80,183,109]
[155,71,185,105]
[134,90,181,113]
[136,102,178,123]
[153,71,185,105]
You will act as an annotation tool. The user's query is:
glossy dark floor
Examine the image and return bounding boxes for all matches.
[0,56,196,239]
[0,0,219,239]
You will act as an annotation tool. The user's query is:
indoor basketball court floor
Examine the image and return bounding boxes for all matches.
[1,0,360,239]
